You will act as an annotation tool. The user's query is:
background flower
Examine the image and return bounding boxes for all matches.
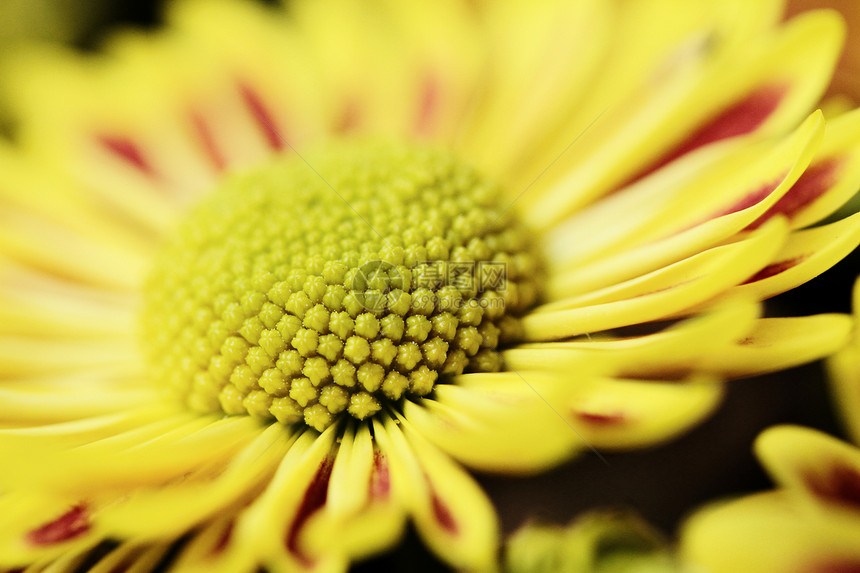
[677,277,860,571]
[504,512,677,573]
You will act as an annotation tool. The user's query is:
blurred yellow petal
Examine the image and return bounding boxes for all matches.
[565,375,723,450]
[458,0,614,177]
[523,7,842,226]
[755,425,860,511]
[94,423,294,541]
[755,107,860,229]
[829,276,860,442]
[403,371,591,474]
[714,211,860,302]
[230,426,340,572]
[0,491,105,569]
[0,415,262,495]
[694,314,852,377]
[507,299,760,377]
[681,491,860,573]
[525,218,787,339]
[301,424,406,562]
[375,416,498,572]
[545,109,823,272]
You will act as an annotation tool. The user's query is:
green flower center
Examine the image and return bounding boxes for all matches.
[141,142,540,430]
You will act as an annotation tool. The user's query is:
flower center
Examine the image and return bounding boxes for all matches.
[141,142,540,430]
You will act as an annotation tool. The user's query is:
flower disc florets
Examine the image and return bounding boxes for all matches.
[142,142,540,430]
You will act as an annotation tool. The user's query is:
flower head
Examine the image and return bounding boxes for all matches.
[0,0,859,571]
[141,142,539,430]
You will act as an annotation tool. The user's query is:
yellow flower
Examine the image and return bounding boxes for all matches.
[680,278,860,572]
[0,0,858,571]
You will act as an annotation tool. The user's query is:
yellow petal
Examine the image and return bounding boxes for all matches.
[403,371,592,474]
[290,0,428,138]
[457,0,614,178]
[0,380,156,424]
[0,336,139,377]
[0,142,152,289]
[830,343,860,444]
[681,490,860,573]
[94,423,294,540]
[374,416,498,571]
[169,517,254,573]
[566,375,723,450]
[505,512,672,573]
[513,0,783,210]
[523,7,842,226]
[829,277,860,443]
[544,109,822,273]
[0,414,262,495]
[373,0,487,142]
[694,314,853,377]
[86,542,171,573]
[0,493,101,569]
[506,299,760,378]
[524,218,787,340]
[231,425,341,572]
[0,211,147,291]
[711,211,860,303]
[301,424,406,562]
[0,262,136,338]
[753,107,860,229]
[755,425,860,511]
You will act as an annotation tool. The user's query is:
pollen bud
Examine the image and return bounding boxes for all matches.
[142,142,540,430]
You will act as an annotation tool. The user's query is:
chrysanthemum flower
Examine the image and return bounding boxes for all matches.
[680,278,860,572]
[1,0,859,571]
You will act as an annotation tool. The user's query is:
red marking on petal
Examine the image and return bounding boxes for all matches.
[286,459,333,562]
[660,84,787,165]
[238,81,286,151]
[335,99,362,134]
[711,176,785,219]
[741,255,807,284]
[370,452,391,500]
[212,521,234,555]
[576,411,627,425]
[430,488,458,535]
[415,73,441,136]
[637,279,696,298]
[748,158,843,230]
[804,461,860,510]
[190,112,226,172]
[624,83,788,186]
[27,504,90,546]
[97,134,158,178]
